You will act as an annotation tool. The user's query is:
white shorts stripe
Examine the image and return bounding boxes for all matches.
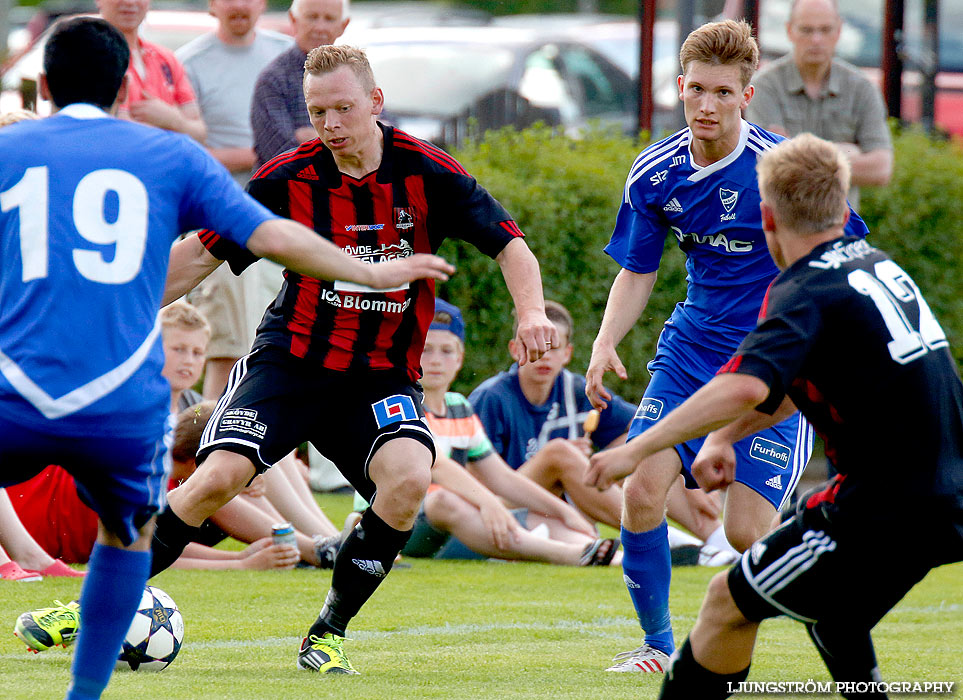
[743,529,837,622]
[201,351,253,448]
[777,415,813,510]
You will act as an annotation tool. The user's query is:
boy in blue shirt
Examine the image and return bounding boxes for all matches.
[470,301,728,553]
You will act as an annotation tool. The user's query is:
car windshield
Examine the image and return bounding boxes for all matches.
[365,43,515,115]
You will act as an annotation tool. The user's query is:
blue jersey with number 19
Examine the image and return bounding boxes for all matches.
[0,104,276,438]
[606,120,869,355]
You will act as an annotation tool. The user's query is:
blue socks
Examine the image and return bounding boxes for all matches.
[66,543,151,700]
[621,520,675,655]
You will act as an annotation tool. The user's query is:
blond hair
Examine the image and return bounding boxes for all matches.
[679,19,759,87]
[756,133,851,234]
[303,44,375,92]
[161,300,211,338]
[0,109,39,127]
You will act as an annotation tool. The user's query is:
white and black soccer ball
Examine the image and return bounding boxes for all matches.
[116,585,184,671]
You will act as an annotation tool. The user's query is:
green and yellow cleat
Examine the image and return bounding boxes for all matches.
[296,633,359,674]
[13,600,80,653]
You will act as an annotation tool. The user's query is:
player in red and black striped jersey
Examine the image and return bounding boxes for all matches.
[586,134,963,699]
[198,120,524,379]
[153,45,558,675]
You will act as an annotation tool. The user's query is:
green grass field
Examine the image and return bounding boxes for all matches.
[2,492,961,700]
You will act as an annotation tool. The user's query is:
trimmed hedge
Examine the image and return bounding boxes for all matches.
[441,124,963,401]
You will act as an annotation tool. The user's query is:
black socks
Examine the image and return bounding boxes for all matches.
[309,508,412,638]
[658,637,750,700]
[148,507,202,577]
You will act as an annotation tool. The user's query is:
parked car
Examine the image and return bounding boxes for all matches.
[353,25,638,144]
[745,0,963,137]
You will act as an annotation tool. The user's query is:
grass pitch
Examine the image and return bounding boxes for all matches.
[2,493,960,700]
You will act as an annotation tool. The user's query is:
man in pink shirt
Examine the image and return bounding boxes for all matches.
[96,0,207,141]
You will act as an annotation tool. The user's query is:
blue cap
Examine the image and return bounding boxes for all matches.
[430,298,465,342]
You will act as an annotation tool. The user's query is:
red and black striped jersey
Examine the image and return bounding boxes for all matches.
[201,123,523,380]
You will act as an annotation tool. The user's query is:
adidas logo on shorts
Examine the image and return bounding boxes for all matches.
[352,559,387,577]
[765,474,783,490]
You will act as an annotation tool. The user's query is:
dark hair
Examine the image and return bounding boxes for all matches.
[43,17,130,110]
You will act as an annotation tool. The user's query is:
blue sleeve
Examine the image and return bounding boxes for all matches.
[844,207,870,239]
[603,187,668,274]
[591,393,636,449]
[468,383,508,460]
[572,374,634,448]
[177,137,277,248]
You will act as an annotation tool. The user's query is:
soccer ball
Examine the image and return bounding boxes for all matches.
[116,585,184,671]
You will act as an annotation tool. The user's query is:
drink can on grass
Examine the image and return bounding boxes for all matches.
[271,522,297,548]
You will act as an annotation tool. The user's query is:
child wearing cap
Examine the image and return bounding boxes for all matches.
[469,300,736,565]
[352,299,623,566]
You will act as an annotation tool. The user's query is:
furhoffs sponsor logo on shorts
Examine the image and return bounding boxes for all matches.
[749,437,791,469]
[634,398,664,422]
[221,408,267,439]
[372,395,419,428]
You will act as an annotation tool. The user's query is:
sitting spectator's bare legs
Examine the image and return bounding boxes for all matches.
[423,489,621,566]
[518,438,623,529]
[0,489,57,573]
[261,452,339,537]
[208,494,325,567]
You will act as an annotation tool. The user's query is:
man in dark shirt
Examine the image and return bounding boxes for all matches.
[154,44,557,675]
[250,0,349,168]
[586,133,963,699]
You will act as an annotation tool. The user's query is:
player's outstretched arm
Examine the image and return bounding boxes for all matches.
[163,233,225,306]
[248,218,454,288]
[586,269,657,409]
[691,394,799,492]
[692,395,797,492]
[495,238,556,366]
[585,373,770,490]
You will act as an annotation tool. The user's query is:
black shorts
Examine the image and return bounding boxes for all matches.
[729,476,963,629]
[198,346,435,503]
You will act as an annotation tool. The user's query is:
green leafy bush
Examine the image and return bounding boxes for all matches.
[444,125,963,401]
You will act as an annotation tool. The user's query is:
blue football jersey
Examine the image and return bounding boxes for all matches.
[606,120,869,355]
[0,104,276,437]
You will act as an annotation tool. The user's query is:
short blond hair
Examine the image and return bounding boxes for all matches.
[0,109,39,127]
[757,133,851,234]
[161,300,211,338]
[679,19,759,88]
[303,44,375,92]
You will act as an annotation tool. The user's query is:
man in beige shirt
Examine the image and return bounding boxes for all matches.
[746,0,892,208]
